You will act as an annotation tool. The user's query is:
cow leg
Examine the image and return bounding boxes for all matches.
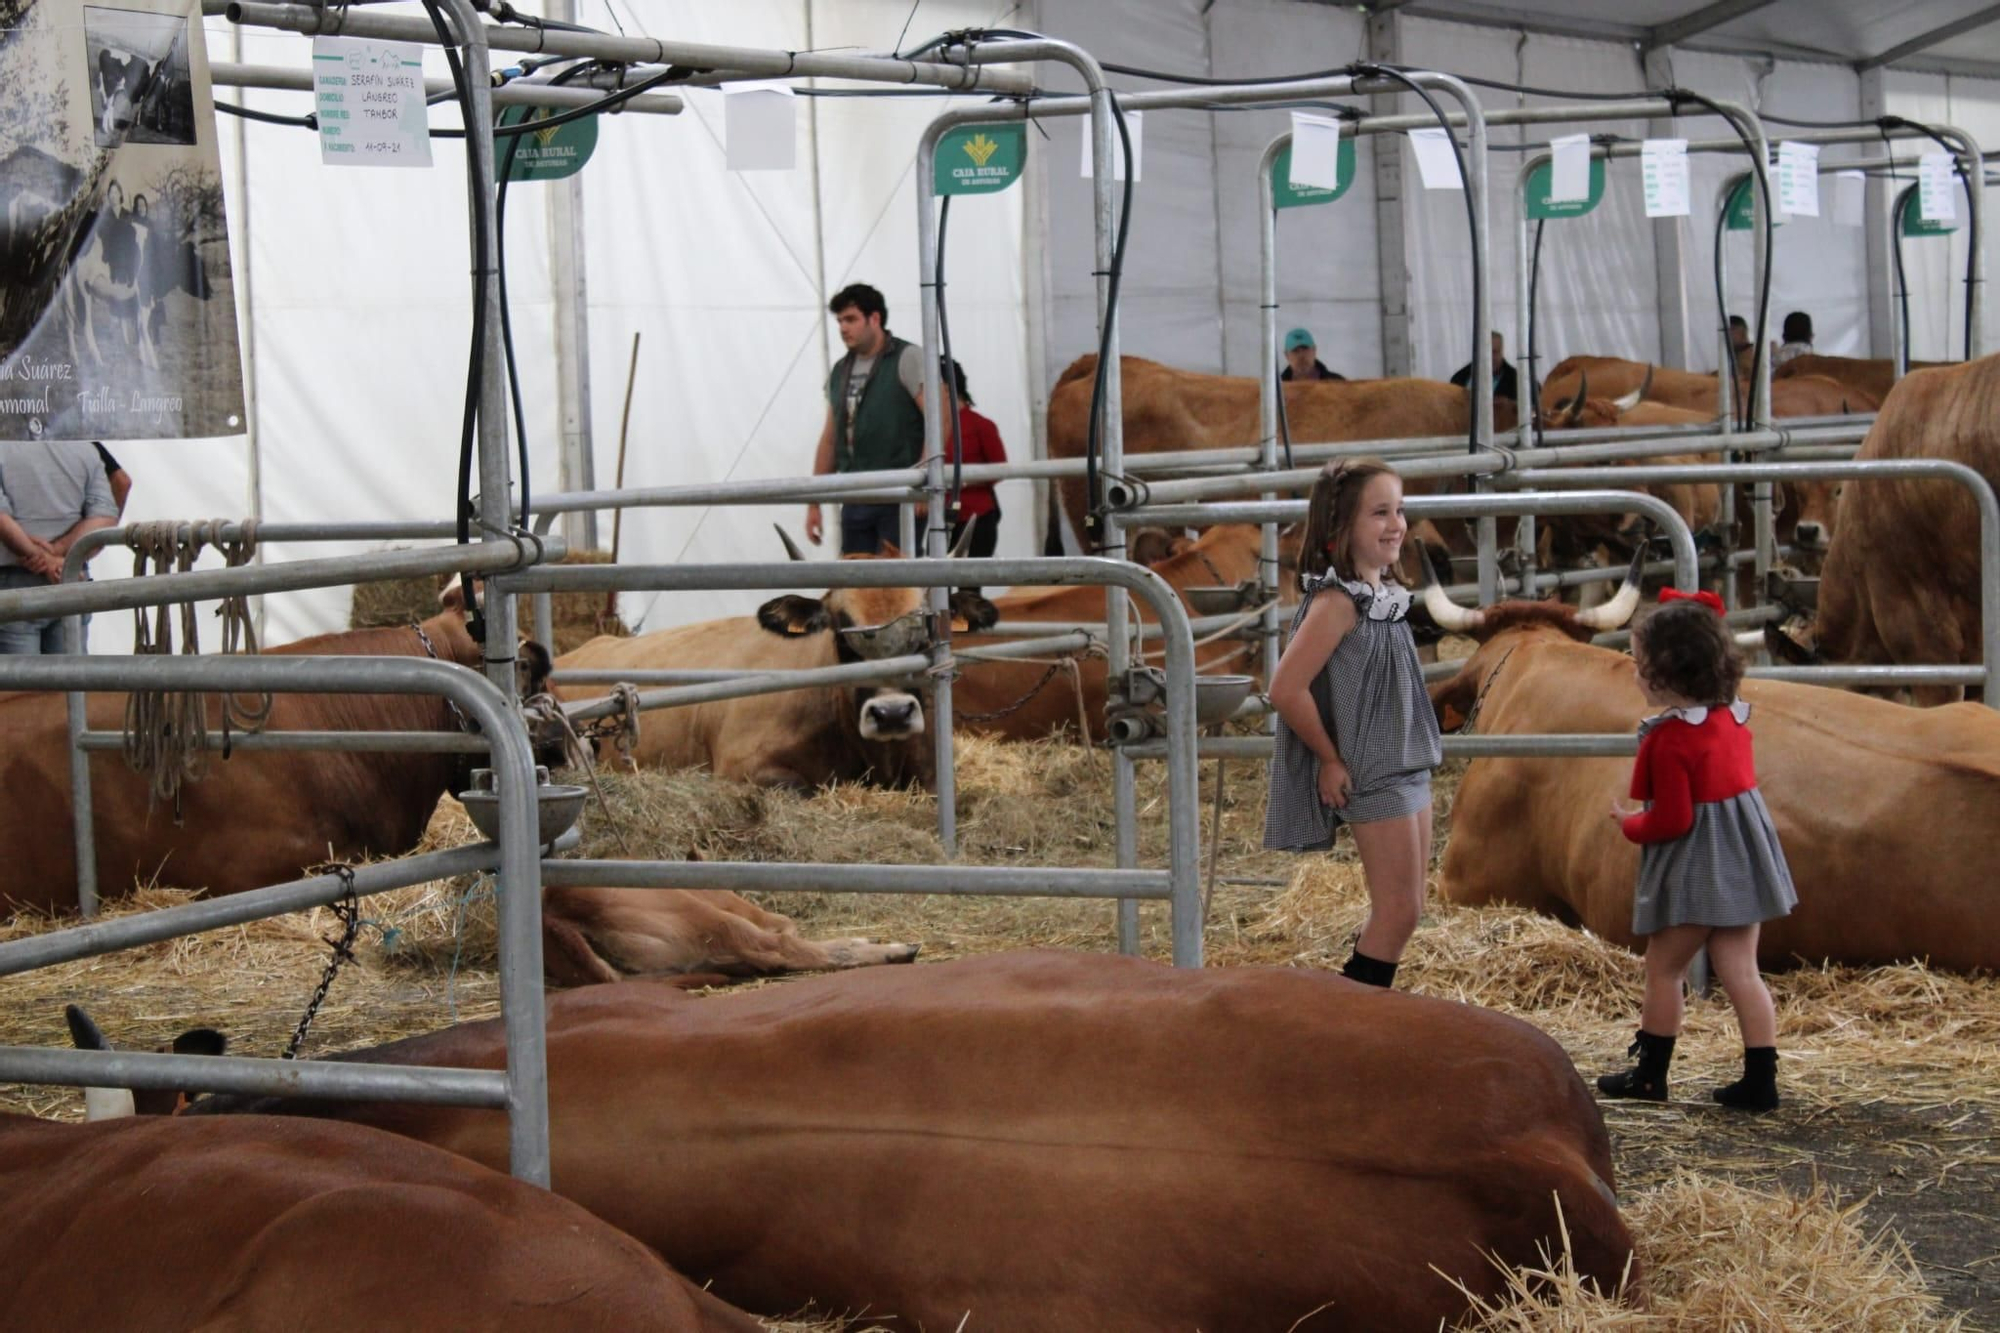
[699,908,919,974]
[1868,564,1967,707]
[542,913,623,987]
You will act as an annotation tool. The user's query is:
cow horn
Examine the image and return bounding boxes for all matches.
[1574,540,1648,632]
[1560,370,1587,427]
[1417,543,1484,633]
[1610,365,1652,413]
[773,525,809,562]
[947,519,977,560]
[1733,629,1766,647]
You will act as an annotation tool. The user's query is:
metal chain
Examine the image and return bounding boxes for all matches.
[411,621,473,731]
[283,866,361,1061]
[955,658,1069,723]
[1459,644,1519,737]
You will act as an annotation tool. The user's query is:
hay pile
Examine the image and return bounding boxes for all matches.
[1458,1173,1960,1331]
[347,547,627,655]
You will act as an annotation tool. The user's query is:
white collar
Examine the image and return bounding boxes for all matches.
[1639,699,1751,732]
[1311,573,1412,622]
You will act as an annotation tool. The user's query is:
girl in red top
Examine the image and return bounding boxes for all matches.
[1597,590,1797,1112]
[942,359,1007,581]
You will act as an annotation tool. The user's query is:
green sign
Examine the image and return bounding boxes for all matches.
[1273,139,1356,209]
[1724,178,1785,231]
[1525,157,1605,220]
[498,106,598,182]
[935,123,1026,196]
[1900,189,1958,238]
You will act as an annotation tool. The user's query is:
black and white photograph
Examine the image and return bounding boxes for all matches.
[84,5,197,148]
[0,0,241,440]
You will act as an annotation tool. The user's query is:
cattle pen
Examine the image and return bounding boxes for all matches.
[5,2,2000,1325]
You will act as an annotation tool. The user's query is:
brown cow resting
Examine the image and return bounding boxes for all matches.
[542,884,916,986]
[1783,356,2000,705]
[1540,355,1879,422]
[555,545,997,789]
[0,1112,760,1332]
[0,612,554,917]
[157,950,1637,1331]
[1427,596,2000,970]
[1775,352,1952,404]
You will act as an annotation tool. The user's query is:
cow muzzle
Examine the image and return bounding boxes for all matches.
[840,611,931,661]
[860,690,926,740]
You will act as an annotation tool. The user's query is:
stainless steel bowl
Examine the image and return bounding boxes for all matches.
[457,783,589,846]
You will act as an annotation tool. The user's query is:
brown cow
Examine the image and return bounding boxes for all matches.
[138,950,1638,1330]
[953,523,1275,740]
[1424,583,2000,971]
[0,612,555,916]
[542,884,916,987]
[1775,352,1952,404]
[1776,357,2000,706]
[554,541,997,789]
[1046,354,1516,550]
[1540,355,1879,422]
[0,1111,760,1331]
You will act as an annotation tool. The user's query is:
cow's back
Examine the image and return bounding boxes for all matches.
[267,950,1635,1331]
[0,1112,759,1332]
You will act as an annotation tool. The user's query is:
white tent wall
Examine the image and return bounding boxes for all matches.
[1400,21,1664,394]
[1883,72,2000,366]
[1209,2,1378,381]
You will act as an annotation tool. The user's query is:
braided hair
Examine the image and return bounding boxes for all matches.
[1297,456,1399,588]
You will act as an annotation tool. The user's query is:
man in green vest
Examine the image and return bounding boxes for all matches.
[806,282,927,554]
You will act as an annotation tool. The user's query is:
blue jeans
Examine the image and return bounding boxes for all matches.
[0,568,85,654]
[840,503,905,556]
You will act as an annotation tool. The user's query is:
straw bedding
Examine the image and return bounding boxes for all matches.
[1,733,1992,1329]
[347,547,625,655]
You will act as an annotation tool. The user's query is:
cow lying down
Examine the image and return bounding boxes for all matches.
[95,950,1638,1330]
[542,882,917,987]
[0,1110,759,1332]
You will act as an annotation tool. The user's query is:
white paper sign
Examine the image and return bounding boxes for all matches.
[1289,112,1344,190]
[1920,152,1958,222]
[1641,139,1690,218]
[724,85,797,171]
[1407,128,1463,190]
[1549,133,1591,202]
[312,37,433,168]
[1776,141,1821,217]
[1832,170,1866,227]
[1080,110,1144,182]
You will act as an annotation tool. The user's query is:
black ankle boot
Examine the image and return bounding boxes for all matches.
[1713,1046,1780,1112]
[1340,950,1398,989]
[1596,1030,1675,1101]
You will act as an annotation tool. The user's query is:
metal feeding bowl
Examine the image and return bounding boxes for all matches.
[457,768,588,847]
[1184,581,1257,617]
[1193,674,1255,726]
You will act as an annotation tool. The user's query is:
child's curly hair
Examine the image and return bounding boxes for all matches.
[1633,600,1745,704]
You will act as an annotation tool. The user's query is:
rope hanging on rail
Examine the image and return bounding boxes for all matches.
[122,520,271,821]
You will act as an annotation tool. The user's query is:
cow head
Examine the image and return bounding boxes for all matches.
[1420,543,1645,731]
[757,527,999,753]
[65,1003,226,1118]
[417,607,568,771]
[1541,368,1650,430]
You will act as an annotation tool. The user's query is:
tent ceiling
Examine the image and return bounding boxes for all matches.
[1384,0,2000,80]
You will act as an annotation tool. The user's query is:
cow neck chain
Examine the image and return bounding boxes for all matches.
[283,866,360,1061]
[412,623,474,732]
[1459,644,1519,737]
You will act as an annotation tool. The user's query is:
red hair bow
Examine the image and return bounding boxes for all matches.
[1659,587,1725,615]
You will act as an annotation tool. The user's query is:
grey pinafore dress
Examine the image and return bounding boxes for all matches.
[1630,701,1799,935]
[1263,574,1443,851]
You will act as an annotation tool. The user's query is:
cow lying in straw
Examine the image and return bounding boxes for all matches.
[83,950,1639,1330]
[0,1106,760,1331]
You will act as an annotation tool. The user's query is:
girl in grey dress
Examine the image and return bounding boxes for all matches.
[1263,459,1442,990]
[1597,590,1797,1112]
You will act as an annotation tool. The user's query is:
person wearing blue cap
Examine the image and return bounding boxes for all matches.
[1281,328,1345,383]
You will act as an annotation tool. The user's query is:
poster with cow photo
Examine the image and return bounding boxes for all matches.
[0,0,244,441]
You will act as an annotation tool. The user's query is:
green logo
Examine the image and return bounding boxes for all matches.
[1900,188,1957,238]
[936,124,1025,196]
[497,106,598,182]
[1272,139,1355,209]
[1724,177,1786,231]
[1525,157,1604,220]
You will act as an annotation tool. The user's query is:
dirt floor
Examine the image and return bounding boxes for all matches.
[2,738,1994,1330]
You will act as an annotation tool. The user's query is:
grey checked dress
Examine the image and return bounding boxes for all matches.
[1628,701,1799,935]
[1263,574,1443,851]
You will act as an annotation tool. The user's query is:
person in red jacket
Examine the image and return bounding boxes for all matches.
[1597,589,1798,1112]
[940,358,1007,593]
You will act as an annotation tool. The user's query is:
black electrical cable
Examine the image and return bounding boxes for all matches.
[1714,177,1739,418]
[1354,63,1481,452]
[213,102,317,129]
[1894,182,1916,368]
[1527,216,1545,446]
[1081,94,1135,551]
[431,65,692,138]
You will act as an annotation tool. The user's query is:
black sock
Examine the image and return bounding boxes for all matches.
[1340,950,1398,989]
